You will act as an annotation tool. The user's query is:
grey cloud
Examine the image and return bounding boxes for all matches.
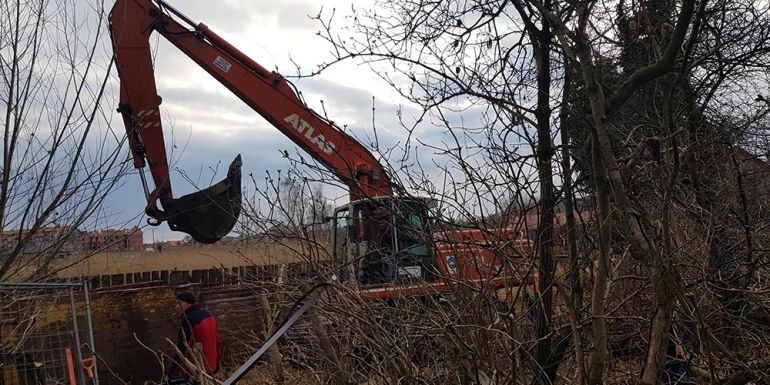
[165,1,251,34]
[169,0,320,33]
[274,1,320,31]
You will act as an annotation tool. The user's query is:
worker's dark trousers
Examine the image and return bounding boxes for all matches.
[169,375,199,385]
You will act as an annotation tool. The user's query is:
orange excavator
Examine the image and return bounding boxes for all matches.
[110,0,535,299]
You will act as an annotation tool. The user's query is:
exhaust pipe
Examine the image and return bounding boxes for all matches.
[162,154,242,243]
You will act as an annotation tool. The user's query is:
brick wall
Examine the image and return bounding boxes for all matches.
[82,263,318,289]
[85,284,285,384]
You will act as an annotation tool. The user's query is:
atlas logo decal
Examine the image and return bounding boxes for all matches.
[284,114,336,155]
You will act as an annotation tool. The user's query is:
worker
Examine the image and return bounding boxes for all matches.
[662,298,697,385]
[168,290,222,384]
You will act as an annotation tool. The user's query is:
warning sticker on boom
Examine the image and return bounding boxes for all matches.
[214,56,232,73]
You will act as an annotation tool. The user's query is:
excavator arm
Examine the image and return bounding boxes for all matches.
[110,0,394,243]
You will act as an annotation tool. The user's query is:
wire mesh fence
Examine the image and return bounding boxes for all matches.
[0,282,97,385]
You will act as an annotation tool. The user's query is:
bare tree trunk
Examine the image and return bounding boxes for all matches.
[558,0,696,380]
[560,56,586,385]
[258,264,287,383]
[533,1,557,382]
[588,132,610,385]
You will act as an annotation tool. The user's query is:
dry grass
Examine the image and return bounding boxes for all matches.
[55,242,325,278]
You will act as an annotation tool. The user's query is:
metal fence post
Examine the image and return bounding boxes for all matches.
[83,281,99,385]
[69,286,87,385]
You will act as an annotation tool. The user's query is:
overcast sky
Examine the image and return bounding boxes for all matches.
[100,0,444,243]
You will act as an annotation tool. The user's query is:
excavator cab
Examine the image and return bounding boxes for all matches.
[332,197,437,287]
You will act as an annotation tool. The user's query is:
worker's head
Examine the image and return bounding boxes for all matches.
[176,290,197,313]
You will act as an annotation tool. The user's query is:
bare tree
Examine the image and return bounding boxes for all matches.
[201,0,770,383]
[310,0,565,382]
[307,0,770,384]
[0,0,129,281]
[550,0,770,383]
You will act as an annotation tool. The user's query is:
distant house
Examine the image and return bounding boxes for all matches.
[82,226,144,252]
[0,226,84,257]
[733,147,770,191]
[166,240,187,247]
[266,224,301,238]
[734,147,770,173]
[498,146,770,255]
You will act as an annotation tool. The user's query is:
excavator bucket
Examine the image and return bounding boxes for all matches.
[163,155,242,243]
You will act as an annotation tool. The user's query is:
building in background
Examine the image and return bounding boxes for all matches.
[0,226,83,258]
[82,226,144,252]
[2,226,145,256]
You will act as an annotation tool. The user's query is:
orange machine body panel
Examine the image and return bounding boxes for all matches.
[353,228,536,301]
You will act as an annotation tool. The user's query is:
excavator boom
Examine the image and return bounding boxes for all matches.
[110,0,535,306]
[110,0,395,242]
